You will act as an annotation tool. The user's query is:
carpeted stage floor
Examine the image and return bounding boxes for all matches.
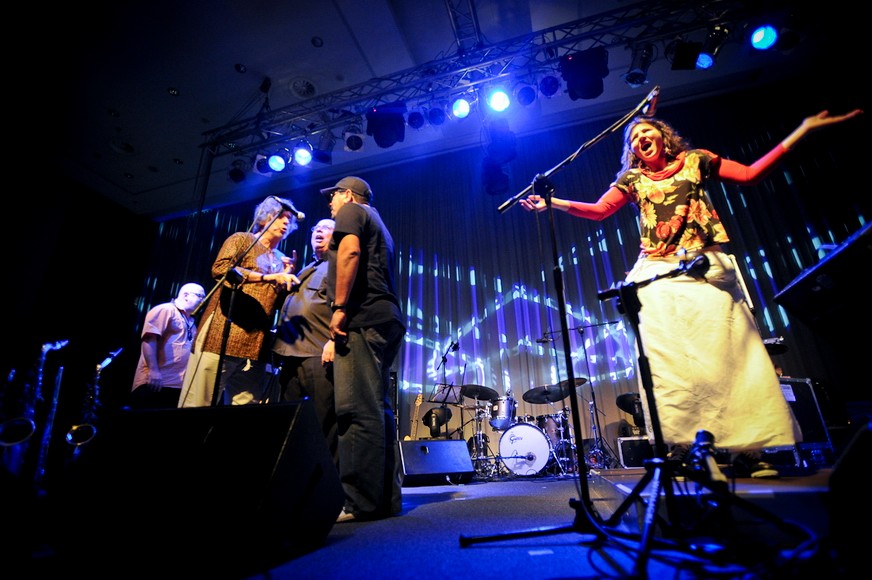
[17,406,868,580]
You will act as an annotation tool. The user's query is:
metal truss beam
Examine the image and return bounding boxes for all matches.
[205,0,787,158]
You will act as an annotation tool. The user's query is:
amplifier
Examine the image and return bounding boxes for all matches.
[617,436,654,468]
[779,377,835,467]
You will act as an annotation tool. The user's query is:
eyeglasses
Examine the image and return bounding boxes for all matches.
[311,225,335,233]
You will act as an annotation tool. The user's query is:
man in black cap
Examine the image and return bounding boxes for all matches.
[320,176,406,523]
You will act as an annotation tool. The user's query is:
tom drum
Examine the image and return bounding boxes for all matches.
[489,396,516,431]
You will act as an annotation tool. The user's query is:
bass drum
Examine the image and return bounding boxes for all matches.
[498,423,551,476]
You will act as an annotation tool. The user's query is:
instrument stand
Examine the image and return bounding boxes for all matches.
[468,402,500,478]
[593,261,813,576]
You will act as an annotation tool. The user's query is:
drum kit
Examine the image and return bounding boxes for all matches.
[459,379,586,478]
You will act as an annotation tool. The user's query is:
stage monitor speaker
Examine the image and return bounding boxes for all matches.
[52,400,343,576]
[400,440,474,486]
[779,377,835,466]
[617,436,654,468]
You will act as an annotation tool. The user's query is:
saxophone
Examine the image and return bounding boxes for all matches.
[0,340,68,484]
[65,347,122,450]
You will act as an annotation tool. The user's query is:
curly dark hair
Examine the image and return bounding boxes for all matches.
[617,116,691,178]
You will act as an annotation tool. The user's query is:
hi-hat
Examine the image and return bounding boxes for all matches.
[523,378,587,404]
[461,384,499,401]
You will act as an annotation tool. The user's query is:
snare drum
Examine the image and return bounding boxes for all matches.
[517,414,536,425]
[489,397,516,431]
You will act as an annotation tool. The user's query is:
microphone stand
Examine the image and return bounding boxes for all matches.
[191,212,285,407]
[461,88,663,549]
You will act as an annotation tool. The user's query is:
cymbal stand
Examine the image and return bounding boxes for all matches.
[468,401,498,478]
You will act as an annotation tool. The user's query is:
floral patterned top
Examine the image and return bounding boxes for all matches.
[612,149,730,258]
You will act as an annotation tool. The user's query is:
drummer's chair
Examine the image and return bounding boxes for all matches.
[616,392,646,436]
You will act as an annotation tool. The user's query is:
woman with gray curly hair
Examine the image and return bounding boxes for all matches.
[179,196,301,407]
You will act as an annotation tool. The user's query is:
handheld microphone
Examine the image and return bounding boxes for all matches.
[642,85,660,117]
[272,196,305,221]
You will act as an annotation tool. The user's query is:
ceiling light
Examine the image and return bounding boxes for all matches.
[485,87,511,112]
[427,104,447,125]
[292,140,313,166]
[254,154,273,175]
[365,102,407,149]
[267,147,291,172]
[559,46,610,100]
[538,75,560,98]
[622,43,656,89]
[696,25,729,70]
[514,82,537,107]
[451,97,471,119]
[343,123,364,152]
[407,110,426,129]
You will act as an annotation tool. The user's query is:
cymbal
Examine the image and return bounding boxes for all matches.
[522,378,588,404]
[461,384,499,401]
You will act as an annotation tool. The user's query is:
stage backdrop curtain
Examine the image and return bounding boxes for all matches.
[135,86,867,460]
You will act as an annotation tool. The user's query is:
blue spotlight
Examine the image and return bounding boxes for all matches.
[486,88,510,112]
[452,97,471,119]
[268,147,291,172]
[293,141,313,166]
[750,24,778,50]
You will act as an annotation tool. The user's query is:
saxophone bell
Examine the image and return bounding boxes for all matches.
[65,423,97,447]
[0,416,37,447]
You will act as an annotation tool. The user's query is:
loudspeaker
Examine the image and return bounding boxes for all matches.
[617,436,654,468]
[780,378,835,466]
[52,401,343,576]
[400,440,474,486]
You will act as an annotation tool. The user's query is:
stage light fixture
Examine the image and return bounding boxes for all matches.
[228,158,250,183]
[514,83,536,107]
[292,140,313,166]
[485,118,517,166]
[254,154,273,175]
[559,46,609,100]
[667,39,702,70]
[312,132,335,164]
[267,147,291,172]
[407,110,426,129]
[485,87,510,112]
[427,105,446,125]
[451,97,471,119]
[538,75,560,98]
[343,123,364,152]
[696,25,729,70]
[365,102,407,149]
[750,24,778,50]
[622,43,655,89]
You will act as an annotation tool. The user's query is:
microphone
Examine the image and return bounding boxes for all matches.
[272,196,305,221]
[535,337,553,344]
[450,340,459,352]
[642,85,660,117]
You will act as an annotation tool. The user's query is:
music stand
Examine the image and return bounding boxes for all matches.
[422,384,461,439]
[429,383,462,405]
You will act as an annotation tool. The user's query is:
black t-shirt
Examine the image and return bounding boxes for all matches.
[327,203,403,329]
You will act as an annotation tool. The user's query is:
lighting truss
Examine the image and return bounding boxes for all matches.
[205,0,792,158]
